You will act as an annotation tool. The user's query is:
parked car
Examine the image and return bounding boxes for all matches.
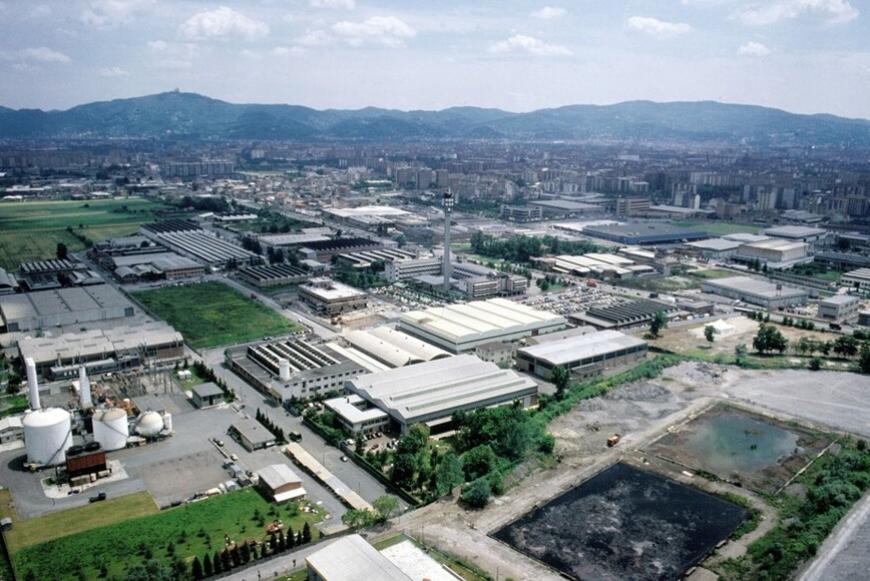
[89,491,107,503]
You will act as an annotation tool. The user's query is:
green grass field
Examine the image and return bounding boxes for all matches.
[687,268,738,280]
[10,489,323,581]
[673,220,762,236]
[134,282,300,348]
[0,198,171,269]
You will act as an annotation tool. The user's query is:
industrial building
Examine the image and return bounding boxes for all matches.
[298,278,368,315]
[237,263,308,287]
[0,284,135,332]
[398,298,567,353]
[17,259,101,291]
[257,232,331,250]
[582,222,708,245]
[345,354,538,434]
[305,534,412,581]
[226,338,364,401]
[18,321,184,380]
[763,225,828,245]
[339,327,450,369]
[297,237,384,262]
[323,394,390,435]
[516,330,648,380]
[684,238,743,259]
[735,238,811,269]
[191,383,225,408]
[500,204,543,222]
[700,276,809,309]
[551,253,655,279]
[106,253,205,282]
[383,255,442,282]
[144,230,259,269]
[528,199,601,218]
[230,418,276,451]
[818,294,860,322]
[841,268,870,292]
[256,464,306,503]
[334,248,419,271]
[570,298,678,329]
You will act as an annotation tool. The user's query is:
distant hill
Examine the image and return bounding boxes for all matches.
[1,91,869,146]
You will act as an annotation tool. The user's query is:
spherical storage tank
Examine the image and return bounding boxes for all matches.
[24,408,73,466]
[92,408,129,451]
[135,411,164,437]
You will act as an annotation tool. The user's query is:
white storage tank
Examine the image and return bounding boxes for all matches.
[135,411,164,437]
[161,411,173,432]
[24,408,72,466]
[92,408,129,451]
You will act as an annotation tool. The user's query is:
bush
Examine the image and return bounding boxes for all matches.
[460,478,492,509]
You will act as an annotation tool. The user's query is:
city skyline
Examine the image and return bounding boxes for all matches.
[1,0,868,118]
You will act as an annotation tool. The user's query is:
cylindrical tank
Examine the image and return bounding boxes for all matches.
[135,411,164,437]
[92,408,129,451]
[79,366,93,409]
[279,358,291,382]
[161,411,173,432]
[25,357,40,410]
[23,408,72,466]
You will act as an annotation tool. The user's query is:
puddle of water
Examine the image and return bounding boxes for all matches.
[684,412,799,475]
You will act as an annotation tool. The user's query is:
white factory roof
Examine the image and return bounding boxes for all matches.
[348,354,537,424]
[258,233,330,246]
[517,330,647,366]
[380,540,461,581]
[764,225,827,238]
[324,394,389,424]
[343,327,450,368]
[820,294,860,305]
[324,342,391,373]
[299,278,366,301]
[400,298,565,346]
[722,233,770,243]
[740,238,808,252]
[324,205,410,218]
[0,284,133,322]
[306,534,411,581]
[843,268,870,281]
[257,464,304,502]
[18,322,182,364]
[686,238,742,251]
[702,276,807,298]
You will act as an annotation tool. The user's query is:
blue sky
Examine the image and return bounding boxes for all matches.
[0,0,868,118]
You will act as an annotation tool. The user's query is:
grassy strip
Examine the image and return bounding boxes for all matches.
[134,282,300,349]
[12,489,322,581]
[0,395,28,418]
[718,438,870,580]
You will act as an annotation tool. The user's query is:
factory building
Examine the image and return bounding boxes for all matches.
[841,268,870,292]
[763,225,828,245]
[305,535,412,581]
[582,222,708,245]
[256,464,306,503]
[684,238,743,259]
[818,295,860,322]
[345,354,538,434]
[398,298,567,353]
[144,230,260,269]
[500,204,543,222]
[700,276,808,309]
[569,298,678,330]
[0,284,135,332]
[18,322,184,380]
[298,278,368,315]
[107,253,205,283]
[230,418,276,452]
[516,330,648,380]
[551,253,655,279]
[226,339,364,402]
[323,394,390,435]
[735,238,811,269]
[334,248,419,270]
[383,255,442,282]
[237,263,308,287]
[297,238,384,262]
[339,327,450,369]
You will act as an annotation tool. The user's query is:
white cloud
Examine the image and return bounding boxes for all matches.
[99,66,130,77]
[531,6,566,19]
[488,34,572,56]
[296,30,332,46]
[180,6,269,41]
[153,59,192,71]
[81,0,154,28]
[271,46,306,57]
[331,16,416,47]
[146,40,168,51]
[737,41,771,56]
[626,16,692,39]
[310,0,355,9]
[737,0,858,26]
[20,47,71,63]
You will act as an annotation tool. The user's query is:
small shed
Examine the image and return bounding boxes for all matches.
[191,382,224,408]
[230,418,276,451]
[257,463,306,503]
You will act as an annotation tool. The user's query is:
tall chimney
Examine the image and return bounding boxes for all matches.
[25,357,40,410]
[79,366,93,409]
[279,359,291,382]
[442,190,454,292]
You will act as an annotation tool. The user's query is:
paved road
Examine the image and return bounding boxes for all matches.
[800,491,870,581]
[221,542,323,581]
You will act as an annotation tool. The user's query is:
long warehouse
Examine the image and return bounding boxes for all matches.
[700,276,808,309]
[516,330,648,380]
[398,298,566,353]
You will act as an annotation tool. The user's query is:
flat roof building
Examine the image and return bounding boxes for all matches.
[583,223,707,245]
[398,298,566,353]
[237,263,308,287]
[230,417,276,451]
[323,394,390,435]
[818,294,860,322]
[570,299,677,330]
[341,327,450,368]
[306,534,412,581]
[700,276,808,309]
[516,330,648,380]
[347,354,538,434]
[298,278,368,316]
[763,225,827,244]
[841,268,870,292]
[191,382,224,408]
[0,284,135,332]
[735,238,811,269]
[684,238,742,259]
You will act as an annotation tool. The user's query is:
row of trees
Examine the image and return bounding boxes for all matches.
[191,360,235,402]
[341,495,401,529]
[469,231,598,265]
[255,408,288,444]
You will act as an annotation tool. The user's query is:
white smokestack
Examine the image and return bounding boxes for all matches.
[25,357,40,410]
[79,366,93,409]
[278,359,291,382]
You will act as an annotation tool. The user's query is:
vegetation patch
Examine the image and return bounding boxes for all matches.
[134,282,299,349]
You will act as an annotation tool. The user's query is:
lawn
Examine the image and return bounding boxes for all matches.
[11,489,324,581]
[0,394,27,418]
[673,220,762,236]
[687,268,737,280]
[0,198,172,269]
[134,282,300,349]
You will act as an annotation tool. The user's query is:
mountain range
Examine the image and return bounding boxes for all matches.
[1,91,869,146]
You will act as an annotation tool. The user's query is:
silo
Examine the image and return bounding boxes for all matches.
[135,411,164,437]
[23,408,72,466]
[279,358,291,382]
[92,408,129,451]
[161,411,173,432]
[25,357,40,410]
[78,366,93,410]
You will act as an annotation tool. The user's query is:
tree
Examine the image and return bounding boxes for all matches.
[373,495,400,523]
[859,343,870,374]
[461,477,492,508]
[704,325,716,343]
[735,343,748,363]
[753,324,788,354]
[462,444,497,481]
[204,554,214,577]
[833,335,859,359]
[56,242,68,260]
[124,560,173,581]
[809,357,822,371]
[191,557,203,580]
[435,450,464,496]
[301,522,312,544]
[342,508,376,529]
[390,452,417,488]
[551,365,571,400]
[212,553,222,575]
[649,310,667,338]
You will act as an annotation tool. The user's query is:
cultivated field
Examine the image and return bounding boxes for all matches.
[134,281,300,348]
[10,489,323,581]
[0,198,171,269]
